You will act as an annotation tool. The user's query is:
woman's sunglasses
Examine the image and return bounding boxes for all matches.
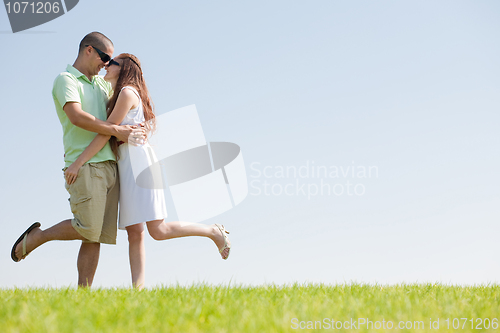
[85,44,111,63]
[107,59,120,67]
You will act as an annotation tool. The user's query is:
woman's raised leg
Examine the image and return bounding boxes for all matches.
[146,220,231,259]
[126,223,146,290]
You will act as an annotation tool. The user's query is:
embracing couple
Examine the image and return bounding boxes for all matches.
[11,32,231,289]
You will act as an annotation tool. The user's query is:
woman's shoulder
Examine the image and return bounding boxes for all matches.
[119,86,140,99]
[121,86,139,94]
[117,86,140,107]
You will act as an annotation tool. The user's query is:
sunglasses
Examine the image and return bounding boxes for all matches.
[107,59,120,67]
[85,44,111,63]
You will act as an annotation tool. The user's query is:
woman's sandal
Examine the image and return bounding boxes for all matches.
[215,224,231,260]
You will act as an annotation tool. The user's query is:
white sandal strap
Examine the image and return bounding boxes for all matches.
[215,224,231,255]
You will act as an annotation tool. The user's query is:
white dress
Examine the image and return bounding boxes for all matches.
[117,86,168,229]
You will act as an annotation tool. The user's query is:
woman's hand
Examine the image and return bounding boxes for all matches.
[65,162,82,185]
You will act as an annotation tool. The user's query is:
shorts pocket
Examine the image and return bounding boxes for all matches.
[71,196,92,205]
[69,195,92,215]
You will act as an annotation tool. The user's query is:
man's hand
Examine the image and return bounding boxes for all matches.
[115,125,147,145]
[65,162,83,185]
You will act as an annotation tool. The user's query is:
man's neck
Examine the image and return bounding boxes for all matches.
[72,59,93,81]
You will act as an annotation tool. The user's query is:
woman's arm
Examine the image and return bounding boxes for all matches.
[65,89,140,184]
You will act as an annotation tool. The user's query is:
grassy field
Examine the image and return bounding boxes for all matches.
[0,284,499,332]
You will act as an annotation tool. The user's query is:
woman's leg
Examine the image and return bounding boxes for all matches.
[146,220,231,259]
[126,223,146,290]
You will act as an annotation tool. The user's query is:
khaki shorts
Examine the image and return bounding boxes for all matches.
[64,161,119,244]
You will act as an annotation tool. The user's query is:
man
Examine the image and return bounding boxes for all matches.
[11,32,144,287]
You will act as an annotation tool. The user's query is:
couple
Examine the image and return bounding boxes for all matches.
[11,32,231,289]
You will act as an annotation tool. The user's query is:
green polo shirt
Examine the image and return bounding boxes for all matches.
[52,65,116,167]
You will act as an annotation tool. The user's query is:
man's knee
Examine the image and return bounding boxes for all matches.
[79,242,100,254]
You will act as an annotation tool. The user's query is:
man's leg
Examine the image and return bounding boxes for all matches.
[77,242,100,287]
[14,219,86,261]
[69,162,114,287]
[74,161,119,287]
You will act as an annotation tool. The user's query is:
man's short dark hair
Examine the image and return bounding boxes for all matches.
[79,32,113,54]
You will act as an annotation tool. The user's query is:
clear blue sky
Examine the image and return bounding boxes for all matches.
[1,0,499,288]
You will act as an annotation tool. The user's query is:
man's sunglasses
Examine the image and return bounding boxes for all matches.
[85,44,111,63]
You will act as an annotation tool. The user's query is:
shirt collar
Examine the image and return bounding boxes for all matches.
[66,64,94,84]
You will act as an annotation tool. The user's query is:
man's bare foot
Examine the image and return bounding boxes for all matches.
[14,226,42,261]
[212,224,231,260]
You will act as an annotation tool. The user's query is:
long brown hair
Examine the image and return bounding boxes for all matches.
[107,53,156,158]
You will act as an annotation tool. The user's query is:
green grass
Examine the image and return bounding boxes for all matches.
[1,284,499,332]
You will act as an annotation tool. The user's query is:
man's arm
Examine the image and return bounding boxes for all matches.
[64,89,140,184]
[63,102,144,143]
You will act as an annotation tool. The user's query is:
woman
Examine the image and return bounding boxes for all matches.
[64,53,231,290]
